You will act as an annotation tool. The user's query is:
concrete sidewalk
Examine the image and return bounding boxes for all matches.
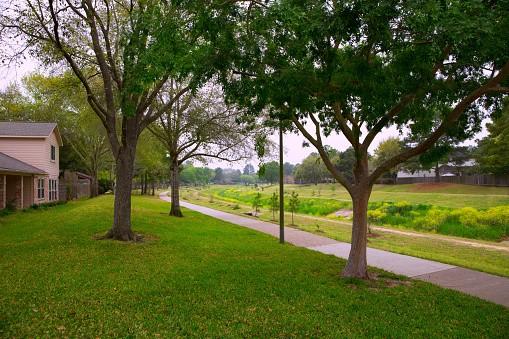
[159,193,509,307]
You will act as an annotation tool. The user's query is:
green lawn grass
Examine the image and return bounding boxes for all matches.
[182,191,509,277]
[198,184,509,241]
[211,183,509,209]
[1,196,508,337]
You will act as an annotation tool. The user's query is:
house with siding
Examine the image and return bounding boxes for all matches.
[0,122,63,209]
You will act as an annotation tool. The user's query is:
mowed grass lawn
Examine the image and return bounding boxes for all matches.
[207,183,509,209]
[1,196,508,337]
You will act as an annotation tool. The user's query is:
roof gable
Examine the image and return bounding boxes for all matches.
[0,122,63,146]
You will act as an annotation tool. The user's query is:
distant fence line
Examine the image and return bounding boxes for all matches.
[396,174,509,187]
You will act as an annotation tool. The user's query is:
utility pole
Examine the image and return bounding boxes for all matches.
[279,122,285,244]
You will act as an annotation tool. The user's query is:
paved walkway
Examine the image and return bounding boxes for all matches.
[159,193,509,308]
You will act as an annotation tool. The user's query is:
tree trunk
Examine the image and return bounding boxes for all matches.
[104,147,137,241]
[90,176,99,197]
[435,163,440,183]
[342,187,372,279]
[170,163,183,217]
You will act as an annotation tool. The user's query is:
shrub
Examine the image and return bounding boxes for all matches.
[449,207,481,227]
[98,178,113,194]
[33,201,67,209]
[385,201,412,215]
[480,206,509,226]
[367,209,387,222]
[479,206,509,237]
[412,207,448,232]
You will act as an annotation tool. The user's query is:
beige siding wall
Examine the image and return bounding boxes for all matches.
[0,130,60,205]
[0,131,60,177]
[45,132,60,177]
[0,174,4,208]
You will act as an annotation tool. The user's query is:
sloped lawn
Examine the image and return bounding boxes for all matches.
[0,196,507,337]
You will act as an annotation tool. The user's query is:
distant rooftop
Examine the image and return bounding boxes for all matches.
[0,122,58,137]
[0,152,47,175]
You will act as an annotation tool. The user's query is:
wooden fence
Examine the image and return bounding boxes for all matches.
[59,171,92,201]
[396,174,509,187]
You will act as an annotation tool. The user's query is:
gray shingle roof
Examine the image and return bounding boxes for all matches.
[0,152,47,175]
[0,122,57,137]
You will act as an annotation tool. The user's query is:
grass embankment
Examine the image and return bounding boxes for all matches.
[182,188,509,277]
[200,184,509,241]
[1,196,508,336]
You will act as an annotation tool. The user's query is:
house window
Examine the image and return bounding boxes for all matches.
[37,179,45,199]
[50,145,56,161]
[49,179,58,201]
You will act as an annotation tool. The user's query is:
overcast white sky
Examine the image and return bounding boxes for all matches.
[0,59,485,170]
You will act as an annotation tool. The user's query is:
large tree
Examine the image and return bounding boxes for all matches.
[372,138,403,181]
[293,153,329,184]
[148,82,253,217]
[1,1,204,240]
[259,161,279,184]
[220,0,509,278]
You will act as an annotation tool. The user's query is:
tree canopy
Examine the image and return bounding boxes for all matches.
[0,0,220,239]
[218,0,509,278]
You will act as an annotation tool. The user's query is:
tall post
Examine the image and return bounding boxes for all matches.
[279,122,285,244]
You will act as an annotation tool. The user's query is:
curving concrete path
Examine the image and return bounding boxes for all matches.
[159,193,509,308]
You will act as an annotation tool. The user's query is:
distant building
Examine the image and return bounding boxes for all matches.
[396,169,436,178]
[0,122,63,209]
[397,159,477,179]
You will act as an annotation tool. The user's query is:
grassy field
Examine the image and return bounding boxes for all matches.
[207,183,509,209]
[181,191,509,277]
[1,196,508,337]
[194,183,509,241]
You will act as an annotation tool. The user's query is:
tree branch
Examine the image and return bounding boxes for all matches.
[291,115,353,193]
[369,60,509,185]
[331,102,356,146]
[140,85,191,130]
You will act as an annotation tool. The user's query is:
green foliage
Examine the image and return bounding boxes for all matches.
[373,138,403,176]
[180,164,215,186]
[367,202,509,241]
[477,103,509,175]
[240,174,257,185]
[289,192,300,212]
[269,192,279,220]
[252,192,262,216]
[29,201,67,210]
[289,191,300,225]
[215,187,349,216]
[259,161,279,184]
[136,131,168,186]
[293,153,329,184]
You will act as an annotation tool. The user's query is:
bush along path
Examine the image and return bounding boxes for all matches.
[160,192,509,308]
